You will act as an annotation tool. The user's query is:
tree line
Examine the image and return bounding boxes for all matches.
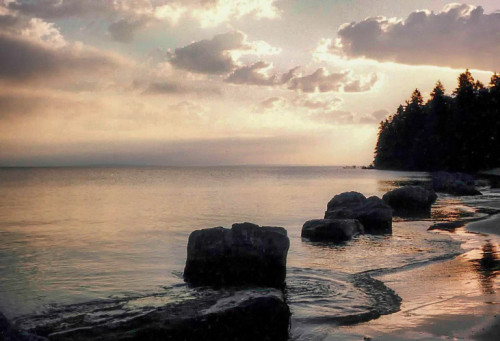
[374,70,500,172]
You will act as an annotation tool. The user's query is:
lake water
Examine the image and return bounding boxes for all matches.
[0,166,484,337]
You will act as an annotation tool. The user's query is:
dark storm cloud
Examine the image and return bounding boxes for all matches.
[169,31,247,74]
[0,33,123,81]
[334,3,500,71]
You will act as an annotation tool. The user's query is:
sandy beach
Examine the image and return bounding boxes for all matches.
[326,192,500,340]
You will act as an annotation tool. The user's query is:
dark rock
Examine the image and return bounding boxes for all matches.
[432,171,482,196]
[27,289,290,341]
[475,179,490,187]
[301,219,364,242]
[324,192,392,234]
[382,186,437,216]
[1,312,47,341]
[184,222,289,288]
[427,221,465,232]
[490,178,500,189]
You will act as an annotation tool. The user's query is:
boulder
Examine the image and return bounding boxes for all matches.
[26,290,290,341]
[324,192,392,234]
[382,186,437,216]
[432,172,481,196]
[301,219,364,242]
[490,178,500,189]
[0,312,47,341]
[184,222,290,288]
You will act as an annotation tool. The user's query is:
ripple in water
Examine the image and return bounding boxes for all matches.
[286,268,401,326]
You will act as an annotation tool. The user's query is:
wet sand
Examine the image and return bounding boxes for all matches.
[321,201,500,340]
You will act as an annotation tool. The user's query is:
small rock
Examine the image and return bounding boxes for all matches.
[301,219,364,242]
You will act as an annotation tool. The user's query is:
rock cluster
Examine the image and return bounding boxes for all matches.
[324,192,393,234]
[301,192,393,244]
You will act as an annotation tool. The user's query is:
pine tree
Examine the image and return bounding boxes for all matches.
[373,70,500,172]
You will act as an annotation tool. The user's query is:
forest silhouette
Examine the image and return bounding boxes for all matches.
[374,70,500,172]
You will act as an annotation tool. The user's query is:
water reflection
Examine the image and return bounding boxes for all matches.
[376,178,430,194]
[474,241,499,295]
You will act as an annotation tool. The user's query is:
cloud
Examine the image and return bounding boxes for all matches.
[281,66,300,84]
[169,31,247,74]
[0,11,66,47]
[359,109,389,124]
[108,17,148,43]
[169,31,279,75]
[310,110,354,125]
[0,93,46,119]
[256,94,342,110]
[333,3,500,71]
[288,68,348,93]
[0,33,125,82]
[7,0,113,18]
[7,0,280,28]
[344,73,378,92]
[259,96,285,109]
[0,135,326,167]
[0,6,126,83]
[225,61,278,85]
[190,0,280,27]
[143,81,221,96]
[292,95,342,110]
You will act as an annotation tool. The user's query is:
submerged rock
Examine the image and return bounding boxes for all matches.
[382,186,437,216]
[324,192,392,234]
[301,219,364,242]
[184,222,290,288]
[0,312,46,341]
[21,289,290,341]
[432,171,481,196]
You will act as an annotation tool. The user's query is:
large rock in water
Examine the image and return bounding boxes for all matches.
[24,290,290,341]
[324,192,392,234]
[432,171,481,196]
[301,219,364,242]
[382,186,437,216]
[184,222,290,288]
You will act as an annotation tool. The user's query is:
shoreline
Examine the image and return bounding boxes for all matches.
[328,190,500,340]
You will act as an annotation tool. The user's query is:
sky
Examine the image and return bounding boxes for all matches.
[0,0,499,166]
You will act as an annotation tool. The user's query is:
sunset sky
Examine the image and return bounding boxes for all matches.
[1,0,499,166]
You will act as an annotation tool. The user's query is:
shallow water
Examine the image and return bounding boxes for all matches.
[0,166,486,337]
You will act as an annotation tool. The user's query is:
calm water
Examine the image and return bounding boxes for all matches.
[0,166,473,336]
